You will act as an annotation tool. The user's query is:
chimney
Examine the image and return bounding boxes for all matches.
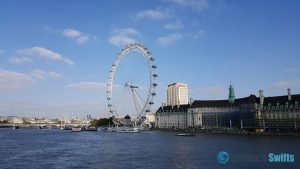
[259,90,264,105]
[287,88,291,101]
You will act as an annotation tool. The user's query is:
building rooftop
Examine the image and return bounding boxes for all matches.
[190,94,258,108]
[190,94,300,108]
[157,104,190,112]
[263,94,300,105]
[156,93,300,112]
[167,82,188,87]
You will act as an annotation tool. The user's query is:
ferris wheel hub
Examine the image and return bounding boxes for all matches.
[125,83,139,88]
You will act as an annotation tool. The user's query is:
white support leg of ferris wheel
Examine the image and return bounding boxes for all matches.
[132,89,145,128]
[126,84,144,126]
[131,88,140,122]
[132,89,144,114]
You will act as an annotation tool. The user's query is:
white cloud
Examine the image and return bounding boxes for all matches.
[9,56,32,64]
[31,69,47,80]
[272,80,300,88]
[64,59,75,65]
[164,20,183,30]
[0,69,34,91]
[0,68,62,91]
[62,28,82,37]
[157,33,182,45]
[109,28,140,46]
[16,46,74,65]
[169,0,208,12]
[48,71,62,78]
[134,9,169,20]
[31,69,62,80]
[0,100,107,118]
[110,35,137,47]
[66,82,107,90]
[62,28,95,45]
[76,35,90,45]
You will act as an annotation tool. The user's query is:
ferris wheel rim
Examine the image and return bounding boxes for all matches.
[106,43,157,121]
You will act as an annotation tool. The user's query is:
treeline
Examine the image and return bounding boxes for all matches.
[0,120,9,123]
[90,117,114,127]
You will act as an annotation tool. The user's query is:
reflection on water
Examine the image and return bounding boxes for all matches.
[0,128,299,169]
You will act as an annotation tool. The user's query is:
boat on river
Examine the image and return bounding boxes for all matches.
[116,127,140,133]
[72,127,82,132]
[82,126,97,131]
[176,133,196,137]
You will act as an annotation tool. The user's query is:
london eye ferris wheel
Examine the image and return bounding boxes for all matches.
[107,43,157,125]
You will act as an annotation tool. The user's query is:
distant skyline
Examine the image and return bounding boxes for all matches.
[0,0,300,118]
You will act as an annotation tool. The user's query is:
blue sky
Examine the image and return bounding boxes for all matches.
[0,0,300,118]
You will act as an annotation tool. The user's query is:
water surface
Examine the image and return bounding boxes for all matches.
[0,128,299,169]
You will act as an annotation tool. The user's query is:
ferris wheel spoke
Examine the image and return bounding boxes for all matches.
[137,88,147,102]
[133,74,148,85]
[124,51,146,82]
[136,88,152,118]
[130,61,148,83]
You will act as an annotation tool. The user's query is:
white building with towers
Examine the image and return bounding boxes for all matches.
[167,82,189,106]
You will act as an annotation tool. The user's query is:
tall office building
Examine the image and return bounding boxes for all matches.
[167,83,189,106]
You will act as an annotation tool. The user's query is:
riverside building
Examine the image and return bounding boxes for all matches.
[155,104,190,129]
[156,85,300,132]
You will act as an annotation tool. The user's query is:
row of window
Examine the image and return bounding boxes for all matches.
[158,122,187,128]
[158,118,187,121]
[263,101,299,110]
[190,108,237,112]
[267,114,300,118]
[265,109,299,113]
[159,111,187,113]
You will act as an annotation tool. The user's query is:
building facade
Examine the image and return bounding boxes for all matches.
[188,94,258,129]
[167,83,189,106]
[156,86,300,132]
[255,89,300,131]
[155,104,189,129]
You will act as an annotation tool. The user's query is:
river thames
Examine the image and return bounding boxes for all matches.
[0,128,299,169]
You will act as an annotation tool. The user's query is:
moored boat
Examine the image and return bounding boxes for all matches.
[72,127,82,132]
[176,133,196,136]
[116,127,140,133]
[81,126,97,131]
